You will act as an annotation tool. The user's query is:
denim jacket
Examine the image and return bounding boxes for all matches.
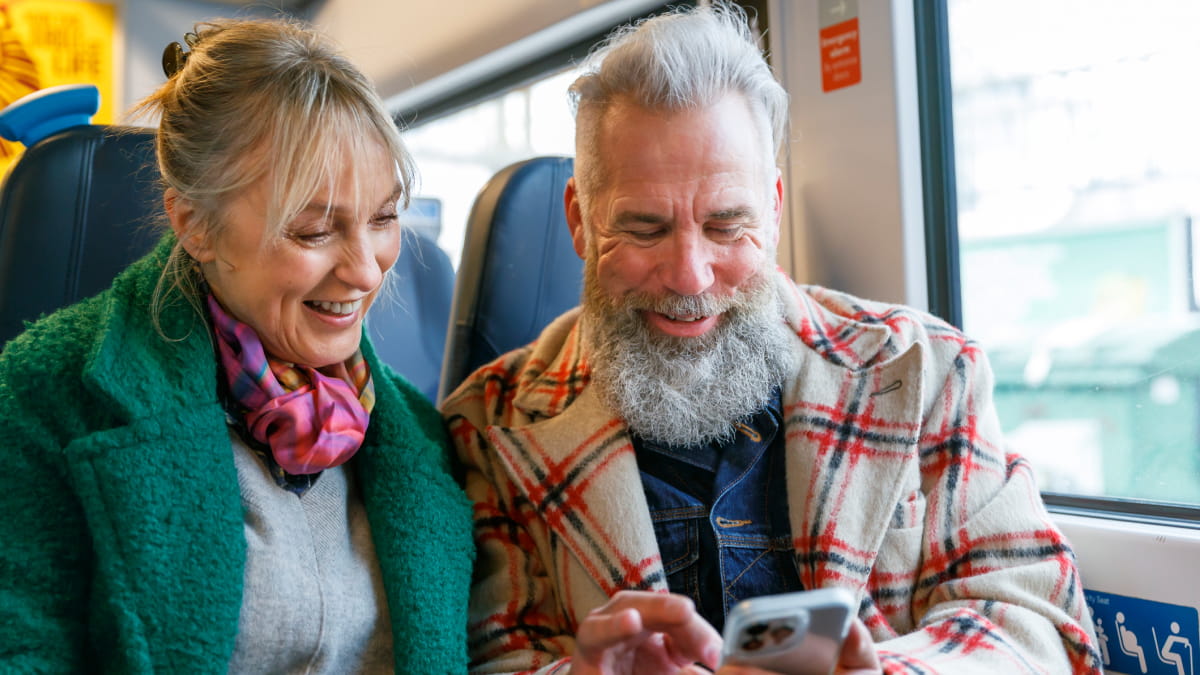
[635,389,801,630]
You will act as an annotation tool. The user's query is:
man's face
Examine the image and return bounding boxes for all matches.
[567,93,795,447]
[567,93,783,335]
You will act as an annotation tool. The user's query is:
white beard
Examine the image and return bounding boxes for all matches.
[582,259,798,448]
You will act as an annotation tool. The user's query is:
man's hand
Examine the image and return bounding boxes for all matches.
[832,619,881,674]
[715,618,881,675]
[572,590,723,675]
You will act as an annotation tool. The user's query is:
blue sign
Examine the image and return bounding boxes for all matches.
[1086,589,1198,675]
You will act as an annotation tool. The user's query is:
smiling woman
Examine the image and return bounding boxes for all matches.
[169,142,402,369]
[0,16,473,675]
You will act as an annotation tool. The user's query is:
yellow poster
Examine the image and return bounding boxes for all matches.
[0,0,116,172]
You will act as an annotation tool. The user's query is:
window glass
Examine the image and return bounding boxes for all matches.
[401,68,578,268]
[948,0,1200,503]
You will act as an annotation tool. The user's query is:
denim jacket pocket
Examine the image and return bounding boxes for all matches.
[649,505,705,575]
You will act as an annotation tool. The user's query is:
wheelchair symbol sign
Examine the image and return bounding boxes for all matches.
[1087,589,1197,675]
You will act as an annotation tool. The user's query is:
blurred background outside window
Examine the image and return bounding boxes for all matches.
[402,68,578,268]
[949,0,1200,504]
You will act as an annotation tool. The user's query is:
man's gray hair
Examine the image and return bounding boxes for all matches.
[569,2,788,191]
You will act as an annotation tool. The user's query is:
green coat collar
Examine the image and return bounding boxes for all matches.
[75,235,425,452]
[57,235,469,672]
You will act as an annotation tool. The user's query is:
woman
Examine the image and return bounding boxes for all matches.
[0,17,472,673]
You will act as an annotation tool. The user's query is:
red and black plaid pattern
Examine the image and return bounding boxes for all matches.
[443,275,1102,675]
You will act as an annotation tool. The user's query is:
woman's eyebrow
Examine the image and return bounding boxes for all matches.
[302,183,404,217]
[381,183,403,208]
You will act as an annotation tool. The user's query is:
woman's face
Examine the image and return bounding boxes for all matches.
[191,141,402,368]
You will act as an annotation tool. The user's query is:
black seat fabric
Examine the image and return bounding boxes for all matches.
[0,125,161,344]
[439,156,580,400]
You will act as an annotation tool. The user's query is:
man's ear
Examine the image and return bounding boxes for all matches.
[564,177,587,259]
[164,188,216,263]
[770,169,784,247]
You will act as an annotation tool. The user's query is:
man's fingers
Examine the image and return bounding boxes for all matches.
[606,591,693,625]
[603,592,721,666]
[660,612,722,668]
[575,591,723,668]
[837,618,882,673]
[576,606,644,654]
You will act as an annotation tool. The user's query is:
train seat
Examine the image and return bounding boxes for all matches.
[0,84,161,346]
[367,230,455,401]
[438,155,580,401]
[0,83,453,401]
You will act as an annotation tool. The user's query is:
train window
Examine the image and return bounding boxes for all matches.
[401,67,578,268]
[945,0,1200,507]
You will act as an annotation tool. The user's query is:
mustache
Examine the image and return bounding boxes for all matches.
[602,274,773,321]
[616,291,734,317]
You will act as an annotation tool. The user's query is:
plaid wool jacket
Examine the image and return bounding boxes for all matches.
[442,271,1103,675]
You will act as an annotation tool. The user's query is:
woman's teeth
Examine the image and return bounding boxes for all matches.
[307,299,362,315]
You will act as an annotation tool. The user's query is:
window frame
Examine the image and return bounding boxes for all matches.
[912,0,961,330]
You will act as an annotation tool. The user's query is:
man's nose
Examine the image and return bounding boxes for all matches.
[660,228,715,296]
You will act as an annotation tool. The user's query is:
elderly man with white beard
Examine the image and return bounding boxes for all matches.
[441,3,1102,675]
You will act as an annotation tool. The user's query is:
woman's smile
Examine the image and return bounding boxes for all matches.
[305,298,365,317]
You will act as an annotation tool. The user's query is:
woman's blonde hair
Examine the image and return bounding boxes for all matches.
[132,17,414,331]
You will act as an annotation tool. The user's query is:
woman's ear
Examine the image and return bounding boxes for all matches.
[164,188,216,263]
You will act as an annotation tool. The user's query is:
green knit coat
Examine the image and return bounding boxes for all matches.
[0,236,473,673]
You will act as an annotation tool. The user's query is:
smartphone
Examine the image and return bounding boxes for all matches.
[719,587,856,675]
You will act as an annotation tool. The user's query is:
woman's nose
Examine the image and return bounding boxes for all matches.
[336,235,385,291]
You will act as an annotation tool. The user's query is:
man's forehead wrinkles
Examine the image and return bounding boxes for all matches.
[604,191,757,221]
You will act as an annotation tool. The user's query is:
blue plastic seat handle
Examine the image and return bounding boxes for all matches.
[0,83,100,147]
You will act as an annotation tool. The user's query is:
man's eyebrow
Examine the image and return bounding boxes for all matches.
[613,210,670,227]
[708,206,754,220]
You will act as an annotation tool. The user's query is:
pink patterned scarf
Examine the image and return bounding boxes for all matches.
[207,294,375,475]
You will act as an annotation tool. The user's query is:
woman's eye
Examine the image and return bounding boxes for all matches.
[371,212,399,228]
[290,230,331,245]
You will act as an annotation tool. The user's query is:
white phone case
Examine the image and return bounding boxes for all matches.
[720,588,856,675]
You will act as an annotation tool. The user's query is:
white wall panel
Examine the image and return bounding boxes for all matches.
[767,0,926,308]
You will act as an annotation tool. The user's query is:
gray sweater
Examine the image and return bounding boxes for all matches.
[229,433,393,673]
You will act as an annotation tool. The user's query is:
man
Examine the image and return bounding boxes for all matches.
[442,3,1102,673]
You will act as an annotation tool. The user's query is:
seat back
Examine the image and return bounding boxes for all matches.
[368,230,455,401]
[0,84,455,402]
[0,85,161,344]
[438,156,581,400]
